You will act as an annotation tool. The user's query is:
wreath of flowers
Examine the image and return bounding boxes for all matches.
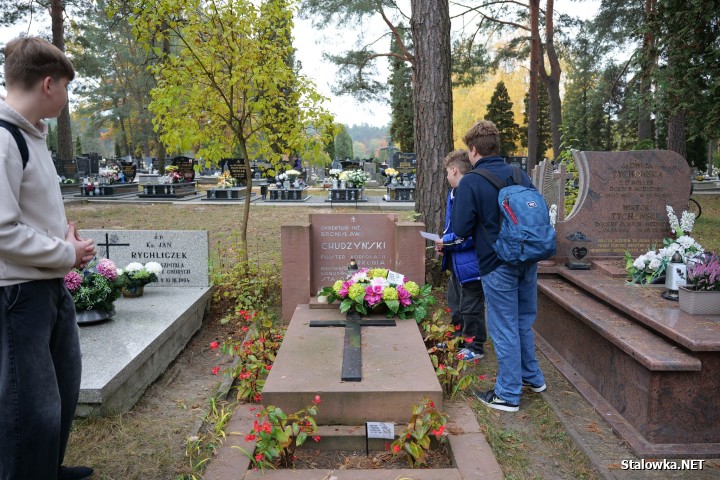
[319,268,435,321]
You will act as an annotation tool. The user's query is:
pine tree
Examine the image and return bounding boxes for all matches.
[335,125,354,159]
[486,81,519,156]
[521,86,552,164]
[389,23,414,152]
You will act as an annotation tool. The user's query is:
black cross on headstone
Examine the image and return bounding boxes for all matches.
[310,310,395,382]
[96,233,130,259]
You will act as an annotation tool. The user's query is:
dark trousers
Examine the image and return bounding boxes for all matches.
[0,279,81,480]
[447,272,487,353]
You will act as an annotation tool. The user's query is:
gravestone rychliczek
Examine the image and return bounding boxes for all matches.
[553,150,691,259]
[76,229,211,416]
[80,230,209,287]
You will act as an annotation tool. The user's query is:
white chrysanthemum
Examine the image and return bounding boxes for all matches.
[351,271,368,283]
[369,276,389,289]
[125,262,144,272]
[648,257,662,270]
[676,236,696,248]
[633,256,647,270]
[116,268,124,276]
[145,262,163,274]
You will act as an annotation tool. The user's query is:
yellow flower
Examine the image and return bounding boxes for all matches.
[369,268,388,279]
[349,283,365,299]
[382,287,398,301]
[403,281,420,297]
[332,280,344,294]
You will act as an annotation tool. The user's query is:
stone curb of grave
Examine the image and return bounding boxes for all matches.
[202,400,504,480]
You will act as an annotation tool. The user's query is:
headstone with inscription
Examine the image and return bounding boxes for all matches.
[392,152,416,175]
[554,150,691,259]
[280,213,425,322]
[121,161,137,183]
[223,158,247,182]
[171,156,196,181]
[79,230,209,287]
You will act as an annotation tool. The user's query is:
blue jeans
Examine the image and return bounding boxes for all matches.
[447,273,487,353]
[480,263,544,405]
[0,279,81,480]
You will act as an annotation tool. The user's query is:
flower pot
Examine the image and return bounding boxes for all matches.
[75,307,116,325]
[678,286,720,315]
[122,285,145,298]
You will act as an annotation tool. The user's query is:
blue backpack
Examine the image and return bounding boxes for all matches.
[468,165,556,265]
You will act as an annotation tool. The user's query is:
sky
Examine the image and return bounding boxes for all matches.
[1,0,600,128]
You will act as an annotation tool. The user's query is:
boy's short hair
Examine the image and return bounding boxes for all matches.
[3,36,75,90]
[443,149,472,174]
[463,120,500,157]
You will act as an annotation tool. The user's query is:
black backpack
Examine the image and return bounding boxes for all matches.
[0,119,29,168]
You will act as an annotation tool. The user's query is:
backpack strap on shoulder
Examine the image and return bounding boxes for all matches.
[467,168,504,190]
[0,119,29,169]
[510,165,523,186]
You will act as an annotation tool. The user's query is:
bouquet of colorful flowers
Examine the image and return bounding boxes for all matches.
[625,206,704,284]
[384,167,399,178]
[117,261,163,289]
[217,171,237,189]
[98,165,120,184]
[164,165,185,183]
[64,258,122,311]
[346,169,371,188]
[318,267,435,321]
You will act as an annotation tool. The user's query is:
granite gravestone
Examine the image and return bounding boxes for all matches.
[80,230,209,287]
[392,152,416,174]
[280,213,425,322]
[310,214,397,294]
[121,162,137,182]
[171,156,196,181]
[223,158,247,182]
[554,150,691,259]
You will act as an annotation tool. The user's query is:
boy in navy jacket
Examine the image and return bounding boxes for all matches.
[435,150,486,361]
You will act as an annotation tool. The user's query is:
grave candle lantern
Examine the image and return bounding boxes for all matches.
[565,231,591,270]
[662,251,686,301]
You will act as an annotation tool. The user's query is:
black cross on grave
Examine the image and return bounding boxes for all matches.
[309,310,395,382]
[97,233,130,259]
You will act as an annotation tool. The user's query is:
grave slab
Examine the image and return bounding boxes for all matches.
[262,304,442,425]
[76,286,212,416]
[535,268,720,457]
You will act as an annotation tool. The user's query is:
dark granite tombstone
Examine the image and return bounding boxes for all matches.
[340,160,360,171]
[121,162,137,183]
[76,157,90,176]
[392,152,416,174]
[170,156,196,181]
[223,158,247,181]
[152,158,162,173]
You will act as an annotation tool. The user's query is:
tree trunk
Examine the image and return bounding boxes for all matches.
[638,0,655,142]
[667,112,686,159]
[238,138,251,265]
[51,0,73,162]
[527,0,541,170]
[411,0,452,285]
[540,0,562,160]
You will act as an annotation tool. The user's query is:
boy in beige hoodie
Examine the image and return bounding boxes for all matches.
[0,37,96,480]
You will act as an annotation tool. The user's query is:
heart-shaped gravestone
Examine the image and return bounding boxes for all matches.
[572,247,588,261]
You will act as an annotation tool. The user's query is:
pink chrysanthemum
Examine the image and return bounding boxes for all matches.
[364,285,383,306]
[64,271,82,291]
[338,280,353,297]
[96,259,117,280]
[397,285,412,306]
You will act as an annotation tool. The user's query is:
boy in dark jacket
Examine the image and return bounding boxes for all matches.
[435,150,486,361]
[452,120,546,413]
